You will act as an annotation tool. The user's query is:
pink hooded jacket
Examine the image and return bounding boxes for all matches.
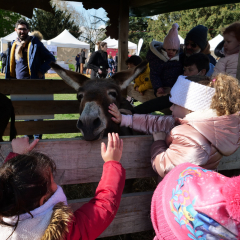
[213,52,239,78]
[121,109,240,178]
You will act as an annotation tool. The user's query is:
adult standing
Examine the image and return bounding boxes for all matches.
[87,42,109,78]
[80,48,86,74]
[5,19,55,80]
[75,53,80,73]
[85,52,92,75]
[114,53,118,73]
[0,51,7,73]
[5,19,56,139]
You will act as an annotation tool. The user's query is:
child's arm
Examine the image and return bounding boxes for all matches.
[67,133,125,240]
[4,137,39,163]
[212,58,226,77]
[109,103,176,134]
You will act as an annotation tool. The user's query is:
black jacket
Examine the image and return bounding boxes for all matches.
[87,50,109,72]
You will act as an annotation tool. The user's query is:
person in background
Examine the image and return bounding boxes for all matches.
[80,48,86,74]
[125,55,152,95]
[147,23,182,97]
[108,54,114,72]
[75,53,80,73]
[87,42,109,78]
[85,52,92,75]
[109,73,240,178]
[180,25,216,68]
[213,22,240,78]
[5,19,55,80]
[0,133,125,240]
[151,162,240,240]
[0,51,7,73]
[114,52,118,73]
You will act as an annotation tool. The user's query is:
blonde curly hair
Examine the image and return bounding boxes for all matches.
[187,74,240,116]
[211,74,240,116]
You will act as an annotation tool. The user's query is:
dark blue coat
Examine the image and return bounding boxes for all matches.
[5,36,55,79]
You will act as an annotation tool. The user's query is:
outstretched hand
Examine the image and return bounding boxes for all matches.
[12,137,39,154]
[101,133,123,162]
[108,103,122,124]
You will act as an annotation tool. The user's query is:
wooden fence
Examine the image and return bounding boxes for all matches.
[1,79,240,237]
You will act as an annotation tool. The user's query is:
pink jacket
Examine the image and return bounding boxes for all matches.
[121,109,240,177]
[213,52,239,78]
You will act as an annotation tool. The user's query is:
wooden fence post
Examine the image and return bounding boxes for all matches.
[118,0,129,72]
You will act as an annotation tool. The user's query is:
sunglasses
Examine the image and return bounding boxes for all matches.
[185,41,197,48]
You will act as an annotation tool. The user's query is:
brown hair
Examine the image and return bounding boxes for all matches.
[0,152,56,238]
[223,22,240,42]
[187,74,240,116]
[97,41,107,50]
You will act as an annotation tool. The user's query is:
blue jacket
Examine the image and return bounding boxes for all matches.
[5,36,55,79]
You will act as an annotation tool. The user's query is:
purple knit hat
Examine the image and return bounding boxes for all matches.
[163,23,180,50]
[151,163,240,240]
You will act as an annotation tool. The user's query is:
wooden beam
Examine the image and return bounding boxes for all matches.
[4,120,79,136]
[118,0,129,72]
[0,136,157,183]
[129,0,160,8]
[69,192,153,238]
[0,80,76,94]
[12,100,79,115]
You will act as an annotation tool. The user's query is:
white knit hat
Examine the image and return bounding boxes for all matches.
[169,75,215,112]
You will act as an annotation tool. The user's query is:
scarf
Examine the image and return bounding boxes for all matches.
[0,186,67,240]
[15,36,31,61]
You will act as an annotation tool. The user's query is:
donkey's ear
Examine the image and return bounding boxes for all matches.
[50,62,89,91]
[111,60,148,90]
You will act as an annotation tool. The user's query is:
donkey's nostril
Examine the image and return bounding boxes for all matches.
[77,119,83,129]
[93,118,101,129]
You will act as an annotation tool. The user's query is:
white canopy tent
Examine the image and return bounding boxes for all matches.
[178,35,184,44]
[95,37,137,53]
[47,29,90,49]
[209,34,224,51]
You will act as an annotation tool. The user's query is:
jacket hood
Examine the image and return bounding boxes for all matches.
[149,41,179,62]
[181,109,240,156]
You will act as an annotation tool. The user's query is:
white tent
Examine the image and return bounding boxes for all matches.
[47,29,90,49]
[178,35,184,44]
[209,34,224,51]
[95,37,137,52]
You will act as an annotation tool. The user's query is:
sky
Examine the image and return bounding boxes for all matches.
[67,1,108,28]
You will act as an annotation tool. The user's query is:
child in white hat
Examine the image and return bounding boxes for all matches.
[109,74,240,178]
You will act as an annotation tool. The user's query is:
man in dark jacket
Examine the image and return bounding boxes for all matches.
[5,19,55,79]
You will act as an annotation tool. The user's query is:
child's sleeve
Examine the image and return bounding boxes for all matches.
[150,135,209,178]
[4,152,18,163]
[67,161,126,240]
[212,58,226,77]
[132,114,175,135]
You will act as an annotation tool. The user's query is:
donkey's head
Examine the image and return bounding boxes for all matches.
[50,61,147,141]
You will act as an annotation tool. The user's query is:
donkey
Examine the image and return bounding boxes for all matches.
[50,61,148,141]
[0,93,17,141]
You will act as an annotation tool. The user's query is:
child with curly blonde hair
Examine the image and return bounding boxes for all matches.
[109,74,240,178]
[213,22,240,78]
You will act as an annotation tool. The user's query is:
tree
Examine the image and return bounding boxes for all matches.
[128,17,152,59]
[29,5,81,40]
[0,9,22,37]
[147,3,240,41]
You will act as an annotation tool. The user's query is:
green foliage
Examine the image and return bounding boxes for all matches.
[28,5,81,40]
[147,3,240,41]
[0,9,22,37]
[128,17,152,59]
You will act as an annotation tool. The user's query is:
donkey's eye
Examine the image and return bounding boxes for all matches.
[77,93,84,102]
[108,91,117,98]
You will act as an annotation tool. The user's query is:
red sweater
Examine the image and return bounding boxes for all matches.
[4,153,126,240]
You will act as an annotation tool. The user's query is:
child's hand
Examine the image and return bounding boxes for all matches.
[108,103,122,124]
[12,137,39,154]
[157,87,165,94]
[101,133,123,162]
[153,132,166,141]
[135,87,139,92]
